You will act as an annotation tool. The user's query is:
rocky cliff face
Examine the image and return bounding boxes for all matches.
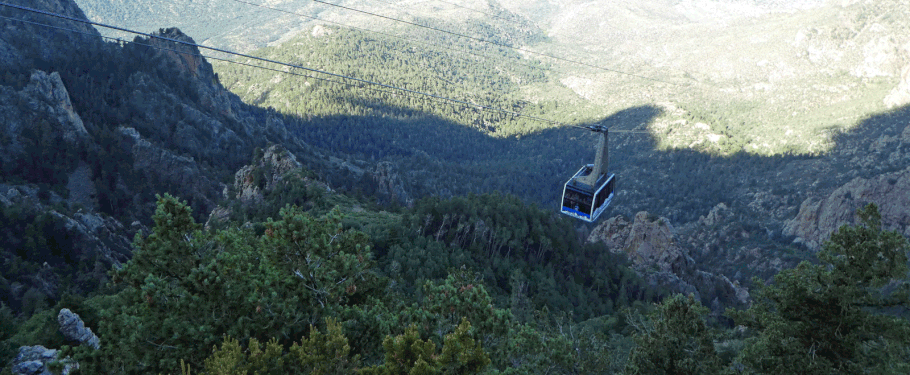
[205,144,333,228]
[145,28,239,122]
[0,0,101,69]
[233,144,306,205]
[0,184,132,308]
[784,165,910,250]
[373,161,413,208]
[0,70,88,166]
[588,211,749,311]
[117,126,223,217]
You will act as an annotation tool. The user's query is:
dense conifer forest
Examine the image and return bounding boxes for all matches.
[3,0,910,373]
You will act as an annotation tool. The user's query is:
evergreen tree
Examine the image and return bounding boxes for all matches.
[730,203,910,374]
[623,294,722,375]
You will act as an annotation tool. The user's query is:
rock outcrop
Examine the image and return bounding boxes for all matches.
[205,145,333,228]
[58,308,100,349]
[0,70,89,164]
[590,212,689,274]
[589,211,749,309]
[21,70,90,141]
[145,28,238,121]
[784,166,910,250]
[884,63,910,108]
[11,309,97,375]
[373,161,413,207]
[117,126,223,217]
[11,346,78,375]
[233,145,305,205]
[0,184,132,302]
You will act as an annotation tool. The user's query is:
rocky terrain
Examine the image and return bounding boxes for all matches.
[10,309,98,375]
[0,0,908,355]
[785,165,910,250]
[588,211,749,313]
[0,0,406,321]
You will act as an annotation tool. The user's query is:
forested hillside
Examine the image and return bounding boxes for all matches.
[3,0,910,373]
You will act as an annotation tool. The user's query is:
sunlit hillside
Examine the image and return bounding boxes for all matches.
[74,0,910,155]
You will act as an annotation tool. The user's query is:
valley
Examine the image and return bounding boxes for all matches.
[1,0,909,373]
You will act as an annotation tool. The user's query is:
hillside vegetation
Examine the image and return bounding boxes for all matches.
[79,0,910,156]
[3,0,910,373]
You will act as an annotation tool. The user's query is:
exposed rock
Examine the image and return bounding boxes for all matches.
[66,162,98,210]
[233,144,303,204]
[58,308,100,349]
[699,202,731,227]
[144,28,238,121]
[589,211,749,309]
[117,126,221,216]
[589,212,689,274]
[21,70,90,141]
[784,166,910,250]
[204,205,233,230]
[0,69,89,165]
[11,345,78,375]
[10,310,97,374]
[373,161,413,207]
[884,63,910,108]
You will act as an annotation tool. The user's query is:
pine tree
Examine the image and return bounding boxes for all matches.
[623,294,722,375]
[730,203,910,374]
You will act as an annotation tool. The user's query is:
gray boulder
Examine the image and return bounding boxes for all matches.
[10,346,78,375]
[58,308,100,349]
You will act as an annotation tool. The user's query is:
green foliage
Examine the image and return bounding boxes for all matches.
[189,317,358,375]
[289,318,359,375]
[393,193,663,321]
[200,336,284,375]
[77,194,383,374]
[438,319,491,374]
[214,26,554,138]
[623,294,722,375]
[359,318,490,375]
[417,269,511,345]
[729,203,910,374]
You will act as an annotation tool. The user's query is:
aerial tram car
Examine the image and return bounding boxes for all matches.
[560,124,618,223]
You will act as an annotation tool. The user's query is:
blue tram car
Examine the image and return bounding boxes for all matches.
[560,125,616,222]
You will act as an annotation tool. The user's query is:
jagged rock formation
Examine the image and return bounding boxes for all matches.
[589,211,749,310]
[117,126,223,215]
[11,309,97,374]
[233,144,304,204]
[373,161,413,207]
[10,346,78,375]
[590,212,685,274]
[0,184,132,303]
[0,70,88,165]
[885,63,910,108]
[145,28,239,121]
[22,70,90,142]
[205,145,333,228]
[784,166,910,250]
[58,308,100,349]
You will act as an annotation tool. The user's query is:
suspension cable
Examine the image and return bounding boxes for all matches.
[0,1,564,126]
[310,0,679,85]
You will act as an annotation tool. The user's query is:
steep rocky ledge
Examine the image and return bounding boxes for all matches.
[785,165,910,250]
[588,211,749,312]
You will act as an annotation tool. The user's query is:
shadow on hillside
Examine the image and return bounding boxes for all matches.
[286,97,910,230]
